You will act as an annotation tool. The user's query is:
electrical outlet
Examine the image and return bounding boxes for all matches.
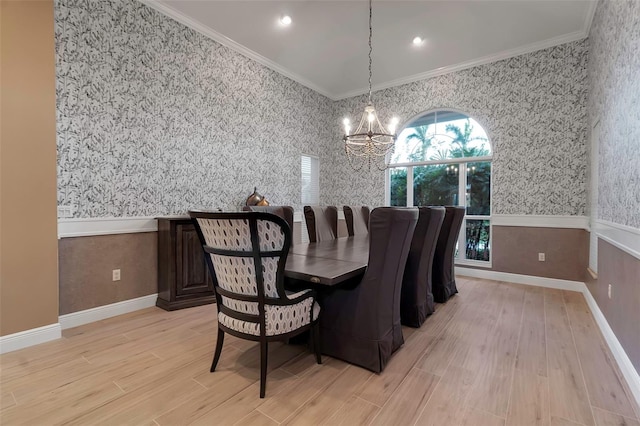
[538,252,546,262]
[57,205,73,218]
[608,284,612,299]
[112,269,121,281]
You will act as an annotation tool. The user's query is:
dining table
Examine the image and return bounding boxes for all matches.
[284,235,369,286]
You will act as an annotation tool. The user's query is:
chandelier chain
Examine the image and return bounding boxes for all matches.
[368,0,373,104]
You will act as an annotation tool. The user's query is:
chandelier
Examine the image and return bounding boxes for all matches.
[342,0,399,171]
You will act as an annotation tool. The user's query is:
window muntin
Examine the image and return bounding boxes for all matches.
[387,110,492,264]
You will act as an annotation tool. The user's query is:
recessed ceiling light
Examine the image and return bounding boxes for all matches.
[280,15,292,26]
[412,36,424,46]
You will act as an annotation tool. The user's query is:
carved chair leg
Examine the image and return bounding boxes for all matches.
[210,328,225,372]
[260,340,268,398]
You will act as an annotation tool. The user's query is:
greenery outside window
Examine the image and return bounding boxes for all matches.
[386,110,492,265]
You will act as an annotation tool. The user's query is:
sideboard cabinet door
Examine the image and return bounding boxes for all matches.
[157,217,215,311]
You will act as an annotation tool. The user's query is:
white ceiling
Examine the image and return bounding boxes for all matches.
[143,0,597,100]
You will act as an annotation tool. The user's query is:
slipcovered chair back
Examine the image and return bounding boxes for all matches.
[242,205,294,233]
[400,207,445,327]
[343,206,370,236]
[319,207,418,373]
[432,206,466,302]
[189,211,321,398]
[303,205,338,242]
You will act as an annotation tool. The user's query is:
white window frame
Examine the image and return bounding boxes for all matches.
[385,110,493,267]
[301,154,319,244]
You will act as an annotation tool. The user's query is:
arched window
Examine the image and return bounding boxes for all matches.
[386,110,492,264]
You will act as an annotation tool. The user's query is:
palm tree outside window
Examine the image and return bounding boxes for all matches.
[386,110,492,264]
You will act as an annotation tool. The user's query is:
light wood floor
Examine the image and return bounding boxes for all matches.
[1,277,639,425]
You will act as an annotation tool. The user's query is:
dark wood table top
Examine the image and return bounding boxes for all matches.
[284,236,369,286]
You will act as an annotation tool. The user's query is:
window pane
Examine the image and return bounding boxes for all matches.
[466,219,491,261]
[413,164,459,206]
[389,167,407,206]
[466,161,491,215]
[301,155,319,205]
[391,111,491,164]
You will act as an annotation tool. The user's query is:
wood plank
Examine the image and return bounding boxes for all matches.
[591,407,640,426]
[562,291,597,332]
[0,392,16,411]
[282,365,373,425]
[572,324,637,418]
[414,365,477,425]
[460,408,506,426]
[322,395,380,426]
[516,319,548,377]
[370,368,440,426]
[356,331,436,407]
[186,369,296,426]
[0,378,124,425]
[550,416,585,426]
[544,289,574,342]
[546,336,595,426]
[414,332,460,377]
[234,410,279,426]
[523,286,546,323]
[506,368,550,426]
[257,358,348,423]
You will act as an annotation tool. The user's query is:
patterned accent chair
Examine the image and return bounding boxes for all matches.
[189,211,321,398]
[303,206,338,242]
[432,206,466,303]
[400,207,445,327]
[319,207,418,373]
[343,206,370,236]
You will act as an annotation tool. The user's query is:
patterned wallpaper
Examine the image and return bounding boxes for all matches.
[588,0,640,229]
[55,0,589,218]
[329,41,589,216]
[55,0,334,217]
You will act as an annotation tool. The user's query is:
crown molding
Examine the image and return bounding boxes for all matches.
[336,30,588,100]
[137,0,338,100]
[583,0,599,38]
[139,1,594,102]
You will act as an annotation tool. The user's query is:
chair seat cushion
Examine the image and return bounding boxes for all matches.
[218,299,320,337]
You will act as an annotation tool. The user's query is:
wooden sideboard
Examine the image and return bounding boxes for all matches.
[156,217,215,311]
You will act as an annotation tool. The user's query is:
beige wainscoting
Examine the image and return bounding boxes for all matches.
[58,234,157,315]
[586,239,640,374]
[490,226,589,282]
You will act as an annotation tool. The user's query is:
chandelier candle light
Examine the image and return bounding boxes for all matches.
[343,0,399,171]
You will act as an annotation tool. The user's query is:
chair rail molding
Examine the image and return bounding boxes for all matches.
[58,216,158,238]
[59,212,346,238]
[492,214,589,229]
[594,219,640,260]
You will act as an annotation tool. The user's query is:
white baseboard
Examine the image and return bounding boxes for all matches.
[0,323,62,354]
[59,294,158,330]
[456,267,585,291]
[456,267,640,407]
[582,288,640,407]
